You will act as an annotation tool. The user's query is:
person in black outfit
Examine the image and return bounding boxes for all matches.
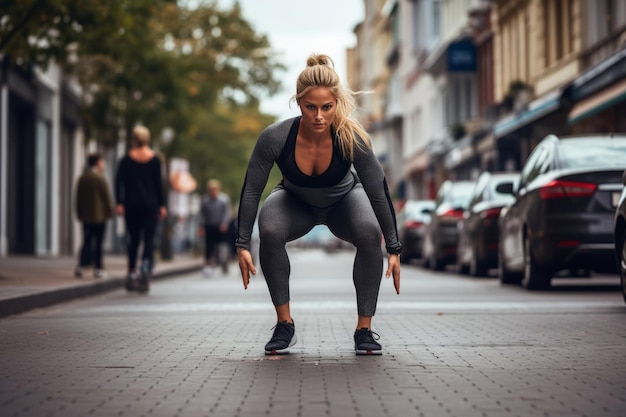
[115,125,167,293]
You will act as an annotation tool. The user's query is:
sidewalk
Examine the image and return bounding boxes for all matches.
[0,253,202,318]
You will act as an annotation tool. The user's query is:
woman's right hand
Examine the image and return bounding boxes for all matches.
[116,204,124,216]
[237,248,256,289]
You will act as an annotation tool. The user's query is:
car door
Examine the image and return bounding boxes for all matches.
[505,143,551,270]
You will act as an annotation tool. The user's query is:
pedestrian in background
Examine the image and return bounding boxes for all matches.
[74,152,114,279]
[235,54,401,356]
[198,179,232,276]
[115,125,167,293]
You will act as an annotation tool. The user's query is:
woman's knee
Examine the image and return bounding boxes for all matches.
[352,221,382,248]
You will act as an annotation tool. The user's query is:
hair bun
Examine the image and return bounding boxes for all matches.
[306,54,334,68]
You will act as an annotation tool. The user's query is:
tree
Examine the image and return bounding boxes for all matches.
[1,0,286,203]
[0,0,128,70]
[148,1,286,201]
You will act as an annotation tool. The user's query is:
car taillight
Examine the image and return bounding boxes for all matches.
[441,209,464,219]
[480,207,502,219]
[480,207,502,226]
[539,180,597,199]
[404,220,425,230]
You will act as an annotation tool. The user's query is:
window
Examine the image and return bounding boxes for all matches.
[432,0,441,41]
[520,145,546,189]
[411,0,422,52]
[543,0,574,65]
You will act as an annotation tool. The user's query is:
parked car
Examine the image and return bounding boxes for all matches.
[456,172,519,277]
[422,180,474,270]
[612,170,626,304]
[498,134,626,289]
[397,199,435,264]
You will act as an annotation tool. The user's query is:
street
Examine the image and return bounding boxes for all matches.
[1,248,625,417]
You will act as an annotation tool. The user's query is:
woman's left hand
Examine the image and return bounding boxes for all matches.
[385,254,401,294]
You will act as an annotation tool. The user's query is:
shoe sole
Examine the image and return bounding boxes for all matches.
[355,349,383,355]
[264,335,297,355]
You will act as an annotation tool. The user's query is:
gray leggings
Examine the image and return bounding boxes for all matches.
[258,183,383,316]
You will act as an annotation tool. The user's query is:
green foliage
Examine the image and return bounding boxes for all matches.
[1,0,287,205]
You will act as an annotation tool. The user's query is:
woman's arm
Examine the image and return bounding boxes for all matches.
[351,137,401,253]
[236,119,292,250]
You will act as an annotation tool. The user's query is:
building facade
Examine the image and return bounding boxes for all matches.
[350,0,626,204]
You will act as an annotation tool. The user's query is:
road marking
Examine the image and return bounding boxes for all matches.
[85,300,623,313]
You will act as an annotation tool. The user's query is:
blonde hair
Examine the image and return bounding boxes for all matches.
[293,54,370,161]
[131,125,151,147]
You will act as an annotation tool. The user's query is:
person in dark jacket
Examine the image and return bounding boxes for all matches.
[198,179,232,276]
[115,125,167,293]
[74,152,114,279]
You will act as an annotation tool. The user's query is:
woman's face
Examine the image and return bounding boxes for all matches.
[298,87,337,134]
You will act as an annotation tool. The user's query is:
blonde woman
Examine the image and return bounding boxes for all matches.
[115,125,167,293]
[235,54,402,355]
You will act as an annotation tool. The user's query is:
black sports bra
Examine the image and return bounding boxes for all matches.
[276,117,350,188]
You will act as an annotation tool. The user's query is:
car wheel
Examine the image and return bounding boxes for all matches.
[498,246,522,285]
[522,237,551,290]
[457,259,469,275]
[469,244,488,277]
[619,232,626,304]
[430,251,443,271]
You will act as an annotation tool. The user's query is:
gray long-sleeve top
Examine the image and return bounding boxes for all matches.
[236,117,401,253]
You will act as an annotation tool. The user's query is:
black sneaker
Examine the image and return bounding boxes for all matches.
[264,321,296,355]
[354,328,382,355]
[137,261,151,293]
[124,273,138,291]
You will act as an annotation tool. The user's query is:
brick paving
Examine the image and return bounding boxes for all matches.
[0,250,625,417]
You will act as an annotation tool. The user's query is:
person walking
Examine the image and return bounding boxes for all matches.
[115,125,167,293]
[198,179,232,276]
[74,152,114,279]
[235,54,402,356]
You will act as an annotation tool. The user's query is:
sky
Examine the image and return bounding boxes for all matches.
[216,0,364,120]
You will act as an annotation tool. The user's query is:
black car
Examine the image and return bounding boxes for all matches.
[457,172,519,277]
[612,170,626,304]
[397,199,435,264]
[422,180,474,270]
[498,134,626,289]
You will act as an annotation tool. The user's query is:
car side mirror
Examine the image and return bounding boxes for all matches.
[495,183,514,195]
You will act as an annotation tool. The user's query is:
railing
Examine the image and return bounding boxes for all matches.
[581,26,626,70]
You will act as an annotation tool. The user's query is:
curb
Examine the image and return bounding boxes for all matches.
[0,265,201,319]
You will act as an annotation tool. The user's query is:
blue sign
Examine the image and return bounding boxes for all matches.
[447,40,476,72]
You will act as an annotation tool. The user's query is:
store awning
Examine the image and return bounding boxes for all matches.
[493,89,562,139]
[568,77,626,125]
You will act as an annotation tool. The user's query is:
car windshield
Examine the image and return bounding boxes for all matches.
[559,139,626,169]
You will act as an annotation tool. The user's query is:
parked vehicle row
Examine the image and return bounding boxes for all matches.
[422,180,474,270]
[400,133,626,304]
[457,172,519,277]
[397,199,436,264]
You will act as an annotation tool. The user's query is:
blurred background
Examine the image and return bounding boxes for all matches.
[1,0,625,269]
